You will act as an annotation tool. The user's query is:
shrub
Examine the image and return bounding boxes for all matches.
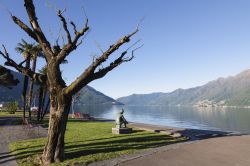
[6,101,18,114]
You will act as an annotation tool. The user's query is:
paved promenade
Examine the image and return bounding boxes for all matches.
[90,123,249,166]
[0,117,47,166]
[118,135,250,166]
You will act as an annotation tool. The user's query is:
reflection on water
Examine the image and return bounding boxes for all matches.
[74,105,250,133]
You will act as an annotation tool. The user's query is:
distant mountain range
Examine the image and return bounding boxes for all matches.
[0,70,121,105]
[117,69,250,107]
[75,86,122,105]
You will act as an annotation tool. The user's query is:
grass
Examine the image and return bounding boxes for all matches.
[9,120,187,166]
[0,111,23,117]
[0,111,23,127]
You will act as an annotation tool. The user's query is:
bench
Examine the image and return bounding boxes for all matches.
[73,112,94,120]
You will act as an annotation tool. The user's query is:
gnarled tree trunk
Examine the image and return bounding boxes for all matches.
[40,59,71,164]
[42,92,71,164]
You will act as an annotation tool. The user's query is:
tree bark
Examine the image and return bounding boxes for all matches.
[41,91,72,164]
[54,105,70,162]
[27,56,37,120]
[41,97,49,120]
[37,84,43,121]
[40,85,47,118]
[22,76,28,120]
[22,55,31,120]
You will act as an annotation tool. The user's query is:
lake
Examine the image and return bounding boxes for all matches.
[74,105,250,134]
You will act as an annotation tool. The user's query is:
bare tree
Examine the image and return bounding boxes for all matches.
[0,0,141,164]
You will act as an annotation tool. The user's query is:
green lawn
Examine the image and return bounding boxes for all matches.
[10,120,187,166]
[0,111,23,127]
[0,111,23,117]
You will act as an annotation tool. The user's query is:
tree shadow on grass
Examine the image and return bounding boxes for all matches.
[11,130,148,154]
[0,117,22,126]
[64,134,182,160]
[10,131,184,164]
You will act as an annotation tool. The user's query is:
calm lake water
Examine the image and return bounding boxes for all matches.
[74,105,250,134]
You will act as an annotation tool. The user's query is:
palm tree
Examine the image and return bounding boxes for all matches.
[15,39,41,120]
[26,44,42,120]
[37,66,48,121]
[15,39,31,120]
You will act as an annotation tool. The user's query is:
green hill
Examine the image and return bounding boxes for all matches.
[0,70,121,105]
[74,86,122,105]
[117,69,250,107]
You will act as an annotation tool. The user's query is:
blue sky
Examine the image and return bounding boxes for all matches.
[1,0,250,98]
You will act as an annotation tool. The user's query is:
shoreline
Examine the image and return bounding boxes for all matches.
[89,117,243,141]
[121,104,250,109]
[2,112,243,141]
[127,122,243,141]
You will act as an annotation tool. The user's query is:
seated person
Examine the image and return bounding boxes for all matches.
[116,109,128,128]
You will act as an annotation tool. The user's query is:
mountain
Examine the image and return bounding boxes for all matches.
[0,70,121,105]
[0,65,19,88]
[74,86,122,105]
[117,69,250,107]
[116,93,164,106]
[0,70,23,103]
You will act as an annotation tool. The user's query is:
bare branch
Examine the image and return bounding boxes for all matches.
[76,40,83,47]
[81,6,88,20]
[64,50,135,96]
[95,41,104,53]
[57,9,72,43]
[71,18,89,45]
[18,59,28,66]
[64,28,139,96]
[126,39,141,51]
[57,27,62,41]
[92,45,143,81]
[85,28,139,72]
[56,18,89,63]
[70,21,77,34]
[93,57,132,80]
[0,45,46,84]
[24,0,53,58]
[136,16,145,31]
[11,15,38,42]
[132,44,144,53]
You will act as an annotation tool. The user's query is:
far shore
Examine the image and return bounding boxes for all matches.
[119,104,250,109]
